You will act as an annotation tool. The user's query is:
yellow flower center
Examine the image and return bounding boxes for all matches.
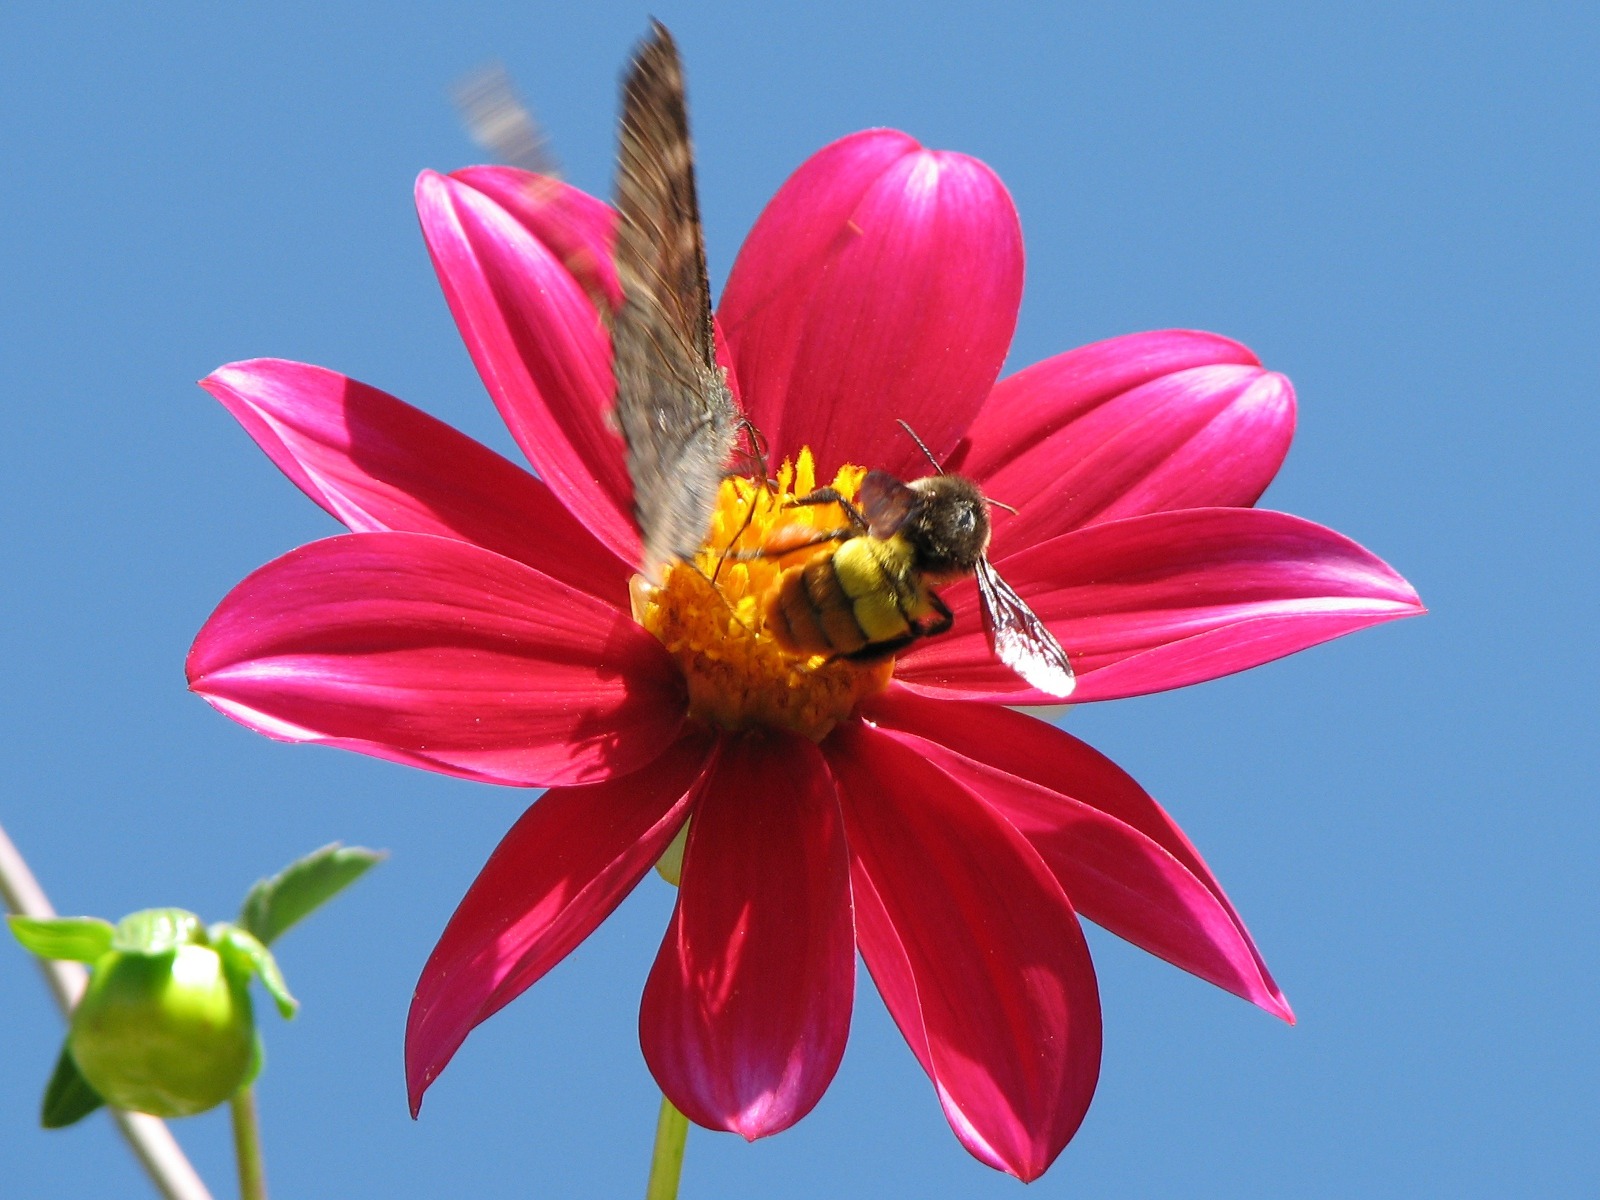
[632,448,894,743]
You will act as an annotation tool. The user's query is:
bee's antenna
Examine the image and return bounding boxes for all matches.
[895,420,944,475]
[985,497,1019,515]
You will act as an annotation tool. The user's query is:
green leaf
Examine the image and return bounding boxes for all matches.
[41,1044,104,1128]
[7,916,114,963]
[111,909,203,955]
[214,925,298,1019]
[237,843,384,946]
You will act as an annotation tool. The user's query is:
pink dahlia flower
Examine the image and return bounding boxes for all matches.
[188,129,1421,1180]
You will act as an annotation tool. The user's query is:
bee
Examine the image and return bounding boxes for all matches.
[760,428,1076,698]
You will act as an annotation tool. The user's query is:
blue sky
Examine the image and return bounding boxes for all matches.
[2,3,1594,1197]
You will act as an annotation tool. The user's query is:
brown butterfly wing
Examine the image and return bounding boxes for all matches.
[612,22,738,578]
[453,61,561,177]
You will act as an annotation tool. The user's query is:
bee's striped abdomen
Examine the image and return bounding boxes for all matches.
[765,537,924,661]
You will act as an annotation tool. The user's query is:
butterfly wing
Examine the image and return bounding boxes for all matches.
[612,22,738,579]
[453,61,561,177]
[973,556,1076,698]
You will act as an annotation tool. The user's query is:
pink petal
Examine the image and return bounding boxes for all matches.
[641,733,853,1139]
[861,689,1292,1021]
[718,129,1023,477]
[954,328,1258,474]
[826,720,1100,1181]
[201,359,629,604]
[948,331,1293,557]
[710,317,745,414]
[187,532,683,786]
[897,507,1424,704]
[406,733,712,1114]
[415,170,639,563]
[448,166,622,312]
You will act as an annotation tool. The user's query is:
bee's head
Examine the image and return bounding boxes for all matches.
[905,475,991,579]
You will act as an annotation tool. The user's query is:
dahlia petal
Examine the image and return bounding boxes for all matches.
[415,170,639,562]
[448,166,622,310]
[201,359,629,603]
[861,689,1292,1021]
[718,129,1023,476]
[710,317,745,413]
[438,172,750,415]
[187,532,683,786]
[897,507,1425,704]
[953,328,1258,474]
[406,733,712,1114]
[949,331,1293,556]
[827,721,1100,1181]
[641,733,853,1139]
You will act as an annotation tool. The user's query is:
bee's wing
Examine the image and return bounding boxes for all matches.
[611,23,739,579]
[857,469,918,537]
[453,62,561,177]
[974,557,1076,698]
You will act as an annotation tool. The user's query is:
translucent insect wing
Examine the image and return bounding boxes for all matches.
[857,470,918,539]
[974,557,1076,698]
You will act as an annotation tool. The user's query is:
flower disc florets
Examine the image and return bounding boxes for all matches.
[634,448,892,742]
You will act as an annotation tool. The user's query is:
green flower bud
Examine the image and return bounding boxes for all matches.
[68,941,255,1118]
[10,845,374,1127]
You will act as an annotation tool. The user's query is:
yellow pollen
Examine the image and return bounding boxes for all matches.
[633,448,893,742]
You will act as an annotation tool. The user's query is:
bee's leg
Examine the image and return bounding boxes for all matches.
[917,590,955,638]
[831,591,956,667]
[840,632,921,662]
[840,601,950,663]
[833,590,956,665]
[725,527,853,562]
[787,487,869,533]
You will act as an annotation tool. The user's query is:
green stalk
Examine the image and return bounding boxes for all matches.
[228,1086,267,1200]
[0,821,214,1200]
[229,1086,267,1200]
[644,1093,690,1200]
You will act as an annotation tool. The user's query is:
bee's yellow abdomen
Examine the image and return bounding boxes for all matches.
[764,536,922,660]
[833,538,912,642]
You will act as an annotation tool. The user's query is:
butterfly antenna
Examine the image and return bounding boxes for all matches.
[895,419,944,474]
[712,478,765,584]
[710,415,776,583]
[737,415,771,484]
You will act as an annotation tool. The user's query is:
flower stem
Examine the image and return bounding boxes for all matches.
[644,1093,689,1200]
[229,1087,267,1200]
[0,820,214,1200]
